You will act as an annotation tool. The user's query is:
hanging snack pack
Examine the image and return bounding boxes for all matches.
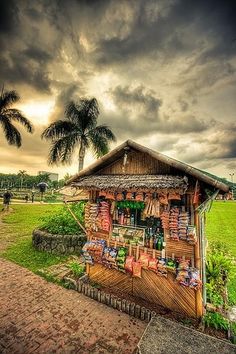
[116,247,128,272]
[178,211,189,241]
[133,261,142,278]
[160,210,169,230]
[138,253,150,269]
[148,257,158,273]
[176,259,190,287]
[166,258,176,272]
[169,207,179,241]
[157,259,167,277]
[82,240,106,264]
[125,255,134,274]
[102,247,118,269]
[99,201,111,232]
[189,268,202,290]
[187,225,197,245]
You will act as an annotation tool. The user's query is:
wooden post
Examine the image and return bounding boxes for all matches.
[194,209,203,317]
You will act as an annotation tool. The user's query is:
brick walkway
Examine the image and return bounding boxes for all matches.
[0,259,146,354]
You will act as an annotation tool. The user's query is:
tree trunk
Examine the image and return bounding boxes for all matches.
[78,143,86,172]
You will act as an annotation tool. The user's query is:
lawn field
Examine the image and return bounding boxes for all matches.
[0,204,67,272]
[206,201,236,256]
[206,200,236,305]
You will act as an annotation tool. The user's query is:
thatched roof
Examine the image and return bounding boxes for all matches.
[71,174,188,191]
[67,140,229,193]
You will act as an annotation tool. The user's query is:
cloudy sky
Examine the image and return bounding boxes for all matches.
[0,0,236,180]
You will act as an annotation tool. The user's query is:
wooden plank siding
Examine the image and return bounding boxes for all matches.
[89,263,197,317]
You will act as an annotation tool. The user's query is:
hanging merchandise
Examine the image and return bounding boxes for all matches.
[126,191,133,200]
[168,191,181,201]
[166,258,176,272]
[157,259,167,277]
[169,207,180,241]
[189,268,202,290]
[178,211,189,241]
[135,192,144,201]
[158,192,168,205]
[105,191,115,200]
[116,192,124,201]
[125,255,134,274]
[116,247,128,272]
[82,240,106,264]
[99,190,106,197]
[176,259,190,287]
[133,261,142,278]
[99,201,111,232]
[148,257,158,273]
[102,246,118,269]
[138,253,150,269]
[84,202,99,231]
[160,210,169,229]
[143,198,160,218]
[187,225,197,245]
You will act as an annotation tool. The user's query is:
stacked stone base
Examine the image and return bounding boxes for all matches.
[32,229,86,255]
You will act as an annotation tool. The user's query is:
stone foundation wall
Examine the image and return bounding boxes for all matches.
[32,229,86,255]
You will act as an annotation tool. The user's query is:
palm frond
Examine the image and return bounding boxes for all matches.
[91,124,116,142]
[41,120,77,140]
[65,99,98,132]
[0,115,21,147]
[47,134,79,165]
[0,90,20,111]
[6,109,34,133]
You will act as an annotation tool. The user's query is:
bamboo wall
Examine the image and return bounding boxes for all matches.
[88,263,197,317]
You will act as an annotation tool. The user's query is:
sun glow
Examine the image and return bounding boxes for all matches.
[18,99,55,126]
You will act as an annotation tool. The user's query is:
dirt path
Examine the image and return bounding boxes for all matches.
[0,258,146,353]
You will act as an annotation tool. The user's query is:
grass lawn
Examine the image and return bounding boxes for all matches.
[0,204,68,273]
[206,200,236,305]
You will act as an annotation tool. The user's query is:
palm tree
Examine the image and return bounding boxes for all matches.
[18,170,27,190]
[41,98,116,172]
[0,87,34,147]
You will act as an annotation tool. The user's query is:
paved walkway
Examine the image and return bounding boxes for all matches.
[0,259,146,354]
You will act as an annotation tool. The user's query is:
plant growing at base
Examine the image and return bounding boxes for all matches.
[203,311,229,331]
[69,262,85,278]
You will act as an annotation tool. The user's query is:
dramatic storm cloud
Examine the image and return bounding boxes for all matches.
[0,0,235,179]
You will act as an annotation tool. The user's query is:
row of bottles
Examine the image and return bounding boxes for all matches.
[145,228,164,250]
[113,208,138,226]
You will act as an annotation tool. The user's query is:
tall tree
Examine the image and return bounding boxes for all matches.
[0,87,34,147]
[41,98,116,172]
[18,170,27,190]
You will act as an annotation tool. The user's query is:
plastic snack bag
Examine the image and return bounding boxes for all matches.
[148,258,158,273]
[132,261,142,278]
[139,253,150,269]
[125,255,134,274]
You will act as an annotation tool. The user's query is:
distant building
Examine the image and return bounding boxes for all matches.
[38,171,59,182]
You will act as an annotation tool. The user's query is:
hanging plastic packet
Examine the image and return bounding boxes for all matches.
[138,253,150,269]
[148,258,158,273]
[189,268,202,290]
[116,247,128,272]
[157,259,167,277]
[125,255,134,274]
[132,261,142,278]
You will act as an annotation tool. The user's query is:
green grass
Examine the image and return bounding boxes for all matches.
[206,201,236,256]
[0,204,67,272]
[206,201,236,305]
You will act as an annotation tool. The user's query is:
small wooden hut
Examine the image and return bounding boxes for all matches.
[67,140,229,318]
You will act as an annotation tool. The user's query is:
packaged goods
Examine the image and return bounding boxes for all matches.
[133,261,142,278]
[125,255,134,274]
[116,247,128,272]
[148,258,158,273]
[138,253,150,269]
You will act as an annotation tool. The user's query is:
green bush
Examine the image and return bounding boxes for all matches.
[40,202,85,235]
[69,262,85,278]
[203,311,229,331]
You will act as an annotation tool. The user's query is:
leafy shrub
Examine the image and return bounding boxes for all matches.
[203,311,229,331]
[69,262,85,278]
[206,241,234,307]
[40,202,85,235]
